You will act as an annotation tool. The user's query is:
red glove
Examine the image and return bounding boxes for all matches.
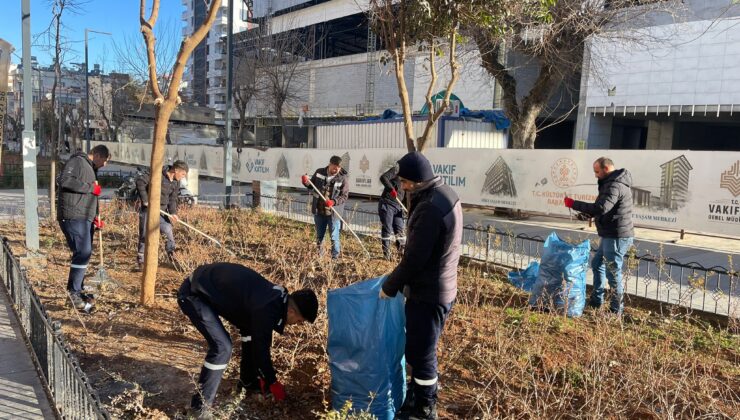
[269,381,287,401]
[92,182,102,196]
[93,216,104,230]
[301,175,310,186]
[325,199,335,208]
[259,379,286,401]
[564,197,574,208]
[390,189,398,199]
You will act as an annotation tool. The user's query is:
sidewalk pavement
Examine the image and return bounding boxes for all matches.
[0,288,55,419]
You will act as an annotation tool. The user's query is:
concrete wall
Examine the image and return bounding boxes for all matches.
[586,18,740,109]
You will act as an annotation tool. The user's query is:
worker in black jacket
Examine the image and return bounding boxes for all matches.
[134,160,189,271]
[565,157,634,315]
[301,155,349,259]
[380,152,462,420]
[177,263,318,415]
[378,165,406,259]
[57,145,110,313]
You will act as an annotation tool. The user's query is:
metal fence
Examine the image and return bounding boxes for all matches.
[214,192,738,317]
[0,238,109,419]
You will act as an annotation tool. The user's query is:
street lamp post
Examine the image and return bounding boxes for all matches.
[84,28,111,152]
[223,0,234,207]
[21,0,40,252]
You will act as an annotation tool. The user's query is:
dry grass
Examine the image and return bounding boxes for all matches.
[1,202,738,419]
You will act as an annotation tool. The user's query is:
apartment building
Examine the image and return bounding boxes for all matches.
[181,0,251,121]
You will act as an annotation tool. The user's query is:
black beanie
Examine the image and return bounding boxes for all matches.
[291,289,318,323]
[397,151,435,183]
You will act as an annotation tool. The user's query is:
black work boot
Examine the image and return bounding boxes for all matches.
[394,383,416,420]
[69,293,94,313]
[409,400,437,420]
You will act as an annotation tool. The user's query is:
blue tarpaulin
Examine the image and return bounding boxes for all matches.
[327,277,406,419]
[528,233,590,317]
[459,108,511,130]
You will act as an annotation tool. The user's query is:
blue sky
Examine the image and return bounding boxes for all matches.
[0,0,183,71]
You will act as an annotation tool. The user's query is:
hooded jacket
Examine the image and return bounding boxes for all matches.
[56,152,99,222]
[307,166,349,220]
[382,177,462,305]
[572,168,635,238]
[189,263,288,384]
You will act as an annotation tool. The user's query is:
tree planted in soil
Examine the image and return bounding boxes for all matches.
[138,0,220,305]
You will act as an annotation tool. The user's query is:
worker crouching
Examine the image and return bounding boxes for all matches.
[177,262,318,418]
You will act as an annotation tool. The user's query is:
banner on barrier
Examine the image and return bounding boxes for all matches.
[96,142,740,236]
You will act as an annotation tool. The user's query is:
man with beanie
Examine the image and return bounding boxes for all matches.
[380,151,462,420]
[302,155,349,259]
[57,144,110,313]
[177,262,318,417]
[564,157,634,315]
[378,164,406,260]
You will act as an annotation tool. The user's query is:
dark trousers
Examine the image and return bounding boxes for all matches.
[137,210,176,264]
[59,219,94,295]
[405,299,452,406]
[378,201,405,258]
[177,279,232,409]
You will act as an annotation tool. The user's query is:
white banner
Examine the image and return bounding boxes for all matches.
[96,142,740,236]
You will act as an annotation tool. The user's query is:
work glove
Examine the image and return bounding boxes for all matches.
[379,288,391,299]
[93,216,104,230]
[564,197,574,208]
[92,182,102,196]
[390,189,398,199]
[259,378,287,401]
[301,175,310,186]
[325,199,335,208]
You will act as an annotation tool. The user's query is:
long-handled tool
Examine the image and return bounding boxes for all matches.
[160,209,237,257]
[394,195,408,214]
[304,176,371,258]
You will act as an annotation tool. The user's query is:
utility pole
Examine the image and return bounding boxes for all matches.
[21,0,40,252]
[223,0,234,207]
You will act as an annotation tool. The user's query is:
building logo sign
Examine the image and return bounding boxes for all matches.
[433,163,466,187]
[355,154,372,188]
[276,154,290,179]
[550,158,578,188]
[720,161,740,197]
[245,154,270,174]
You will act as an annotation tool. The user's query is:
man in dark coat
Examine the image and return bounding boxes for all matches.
[178,263,318,417]
[378,165,406,260]
[565,157,634,315]
[380,151,462,420]
[57,145,110,312]
[301,155,349,259]
[134,160,189,270]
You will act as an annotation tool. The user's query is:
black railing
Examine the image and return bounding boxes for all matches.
[0,238,109,419]
[218,192,737,317]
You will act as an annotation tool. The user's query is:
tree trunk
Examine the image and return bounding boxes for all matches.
[140,102,174,305]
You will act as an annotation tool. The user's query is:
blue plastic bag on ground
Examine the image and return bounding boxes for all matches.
[508,261,539,292]
[327,277,406,420]
[528,233,589,317]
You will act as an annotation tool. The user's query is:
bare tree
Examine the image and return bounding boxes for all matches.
[232,39,263,147]
[467,0,681,149]
[43,0,86,219]
[370,0,469,152]
[139,0,220,306]
[115,15,180,87]
[254,22,317,147]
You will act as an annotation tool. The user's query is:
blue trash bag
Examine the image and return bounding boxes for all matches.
[327,277,406,420]
[528,233,590,317]
[508,261,539,292]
